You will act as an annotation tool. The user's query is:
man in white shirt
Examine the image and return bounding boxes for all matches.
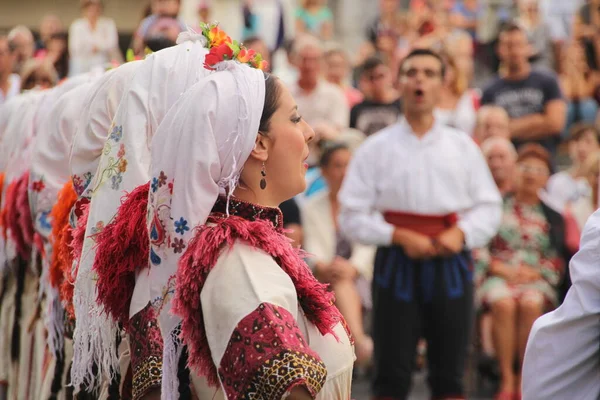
[288,34,349,166]
[522,209,600,399]
[339,48,502,400]
[0,36,20,106]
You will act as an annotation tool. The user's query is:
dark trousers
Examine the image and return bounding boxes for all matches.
[371,246,473,400]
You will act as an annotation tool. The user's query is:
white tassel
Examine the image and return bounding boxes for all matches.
[161,325,183,400]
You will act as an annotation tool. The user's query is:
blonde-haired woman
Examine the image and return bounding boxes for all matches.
[435,51,479,135]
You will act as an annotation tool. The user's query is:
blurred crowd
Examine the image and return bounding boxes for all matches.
[1,0,600,399]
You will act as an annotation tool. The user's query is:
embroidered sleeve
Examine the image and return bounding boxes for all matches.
[218,302,327,400]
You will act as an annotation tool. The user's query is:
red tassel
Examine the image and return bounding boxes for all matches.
[172,216,340,386]
[49,181,77,290]
[2,172,34,261]
[63,201,90,319]
[0,180,17,240]
[93,182,150,326]
[16,172,33,252]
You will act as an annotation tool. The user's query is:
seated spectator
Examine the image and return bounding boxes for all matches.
[243,36,271,70]
[350,57,401,137]
[19,58,58,91]
[481,137,517,196]
[475,144,566,400]
[324,48,363,108]
[242,0,285,53]
[366,0,401,46]
[43,32,69,80]
[443,29,475,86]
[132,0,185,56]
[69,0,121,76]
[197,0,211,24]
[302,143,375,364]
[559,42,599,138]
[0,36,19,106]
[546,123,599,211]
[567,150,600,240]
[279,197,303,247]
[289,34,349,165]
[36,14,64,54]
[573,0,600,71]
[436,50,479,135]
[481,22,566,160]
[7,26,34,73]
[295,0,334,41]
[474,105,511,144]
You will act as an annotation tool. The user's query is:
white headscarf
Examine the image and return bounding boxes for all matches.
[69,61,143,197]
[146,62,266,397]
[71,36,211,391]
[29,82,96,356]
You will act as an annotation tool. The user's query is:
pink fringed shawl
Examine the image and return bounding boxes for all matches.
[172,214,341,387]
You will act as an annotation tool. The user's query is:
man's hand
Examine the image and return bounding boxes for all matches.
[434,226,465,257]
[393,228,437,259]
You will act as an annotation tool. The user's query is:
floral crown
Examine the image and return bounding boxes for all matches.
[201,23,268,71]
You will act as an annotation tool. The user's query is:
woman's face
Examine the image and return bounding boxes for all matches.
[321,148,351,195]
[571,130,600,165]
[84,3,102,19]
[264,82,315,201]
[516,157,549,196]
[325,53,348,85]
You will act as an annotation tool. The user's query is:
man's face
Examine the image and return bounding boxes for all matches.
[486,144,516,185]
[0,40,15,76]
[478,109,511,142]
[325,53,347,84]
[399,55,443,114]
[10,33,34,71]
[297,45,323,82]
[498,30,530,68]
[367,64,392,98]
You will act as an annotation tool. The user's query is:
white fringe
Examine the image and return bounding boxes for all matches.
[161,325,183,400]
[45,285,64,357]
[70,252,119,392]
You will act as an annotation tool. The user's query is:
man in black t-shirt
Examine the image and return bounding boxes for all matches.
[481,22,566,159]
[350,57,402,137]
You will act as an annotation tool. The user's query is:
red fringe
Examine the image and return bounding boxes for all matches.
[63,202,90,319]
[172,215,340,386]
[93,182,150,326]
[0,180,17,241]
[16,172,33,253]
[0,172,4,214]
[49,181,77,290]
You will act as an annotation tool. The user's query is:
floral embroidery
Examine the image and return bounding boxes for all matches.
[72,172,93,196]
[109,125,123,142]
[90,220,105,236]
[117,143,125,158]
[151,177,159,193]
[174,217,190,235]
[218,303,327,399]
[118,159,128,173]
[150,248,161,265]
[38,211,52,231]
[158,171,167,187]
[31,180,45,192]
[172,238,186,254]
[111,173,123,190]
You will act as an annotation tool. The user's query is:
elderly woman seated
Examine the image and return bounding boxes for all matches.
[475,144,566,400]
[302,143,375,364]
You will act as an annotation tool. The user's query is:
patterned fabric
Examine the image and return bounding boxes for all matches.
[128,305,163,400]
[474,196,564,308]
[211,196,283,229]
[218,302,327,399]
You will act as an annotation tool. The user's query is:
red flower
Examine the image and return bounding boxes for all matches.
[204,43,234,70]
[32,180,45,192]
[236,48,256,63]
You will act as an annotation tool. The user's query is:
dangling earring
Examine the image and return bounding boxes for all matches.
[260,162,267,190]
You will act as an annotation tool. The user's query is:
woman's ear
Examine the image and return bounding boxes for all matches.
[249,132,270,162]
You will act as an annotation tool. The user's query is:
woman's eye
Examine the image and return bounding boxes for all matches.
[291,116,302,124]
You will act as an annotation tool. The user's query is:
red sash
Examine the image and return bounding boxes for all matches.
[383,211,458,238]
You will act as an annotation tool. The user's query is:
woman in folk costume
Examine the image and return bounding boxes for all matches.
[71,32,212,399]
[521,210,600,398]
[140,26,354,399]
[0,87,52,400]
[30,80,99,400]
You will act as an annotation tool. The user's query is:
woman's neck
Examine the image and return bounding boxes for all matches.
[514,191,539,205]
[232,186,280,209]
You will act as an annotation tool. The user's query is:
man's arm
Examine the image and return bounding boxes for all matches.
[510,99,566,140]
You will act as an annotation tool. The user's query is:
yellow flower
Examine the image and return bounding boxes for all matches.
[236,48,256,63]
[208,26,231,48]
[118,158,128,173]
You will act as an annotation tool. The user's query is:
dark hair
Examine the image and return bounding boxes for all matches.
[569,122,600,143]
[360,56,385,76]
[499,21,525,37]
[144,35,176,52]
[259,73,281,133]
[399,48,446,78]
[320,142,349,168]
[517,143,552,172]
